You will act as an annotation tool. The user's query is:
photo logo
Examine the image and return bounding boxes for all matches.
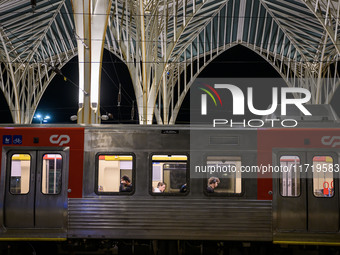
[200,84,311,116]
[195,80,313,128]
[199,84,222,115]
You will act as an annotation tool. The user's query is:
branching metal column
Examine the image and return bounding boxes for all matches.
[0,1,77,124]
[72,0,111,124]
[138,0,148,125]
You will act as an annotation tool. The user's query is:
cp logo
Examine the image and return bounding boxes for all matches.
[49,135,70,146]
[321,136,340,148]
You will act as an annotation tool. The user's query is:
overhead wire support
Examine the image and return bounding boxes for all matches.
[50,64,88,95]
[72,29,89,49]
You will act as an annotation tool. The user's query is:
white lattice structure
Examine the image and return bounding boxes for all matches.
[0,0,339,124]
[0,0,76,123]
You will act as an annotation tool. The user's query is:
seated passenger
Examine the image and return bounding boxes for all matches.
[153,182,166,193]
[119,175,132,192]
[206,177,220,193]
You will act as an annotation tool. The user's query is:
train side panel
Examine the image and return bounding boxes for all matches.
[258,128,340,245]
[67,127,272,241]
[0,127,84,240]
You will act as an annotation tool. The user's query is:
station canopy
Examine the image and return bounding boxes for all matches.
[0,0,339,124]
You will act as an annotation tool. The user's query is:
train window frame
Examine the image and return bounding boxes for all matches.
[203,155,244,197]
[279,155,301,198]
[312,155,334,198]
[9,153,32,195]
[149,152,190,196]
[40,153,63,195]
[94,152,136,196]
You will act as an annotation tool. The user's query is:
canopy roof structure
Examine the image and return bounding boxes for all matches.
[0,0,339,124]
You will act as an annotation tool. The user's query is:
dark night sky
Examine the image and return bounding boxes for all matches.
[0,45,339,124]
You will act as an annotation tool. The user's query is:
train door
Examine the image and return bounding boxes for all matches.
[4,149,68,229]
[273,150,339,234]
[306,152,338,232]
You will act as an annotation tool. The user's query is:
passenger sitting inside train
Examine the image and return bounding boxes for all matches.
[153,182,166,193]
[119,175,132,192]
[206,177,220,193]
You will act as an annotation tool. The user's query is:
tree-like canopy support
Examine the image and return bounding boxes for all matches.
[0,0,339,124]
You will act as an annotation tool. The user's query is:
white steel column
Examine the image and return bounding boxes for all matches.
[237,0,246,42]
[138,0,148,124]
[72,0,111,124]
[0,32,20,123]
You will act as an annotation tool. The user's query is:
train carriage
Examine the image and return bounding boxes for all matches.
[0,106,339,246]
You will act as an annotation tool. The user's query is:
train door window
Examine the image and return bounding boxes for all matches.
[9,154,31,194]
[205,156,242,195]
[42,154,62,194]
[280,156,301,197]
[313,156,334,198]
[151,155,188,194]
[97,154,134,194]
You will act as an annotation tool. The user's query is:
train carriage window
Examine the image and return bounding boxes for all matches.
[205,156,242,195]
[10,154,31,194]
[280,156,300,197]
[42,154,62,194]
[313,156,334,198]
[97,154,134,194]
[151,155,188,194]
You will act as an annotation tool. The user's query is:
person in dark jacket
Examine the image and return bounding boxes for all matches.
[119,175,132,192]
[206,177,220,193]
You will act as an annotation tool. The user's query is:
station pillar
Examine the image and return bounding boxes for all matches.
[71,0,111,124]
